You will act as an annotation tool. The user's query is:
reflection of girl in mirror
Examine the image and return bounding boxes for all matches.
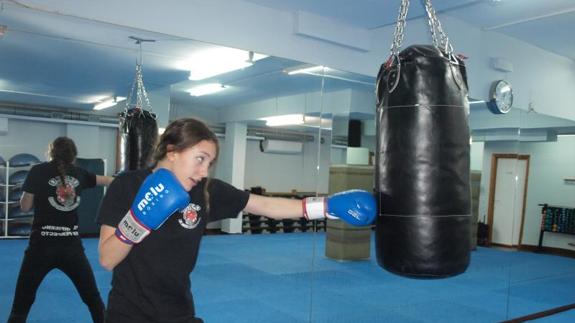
[97,118,376,323]
[7,137,114,323]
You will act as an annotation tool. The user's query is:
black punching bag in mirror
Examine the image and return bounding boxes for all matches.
[118,108,158,172]
[375,45,471,278]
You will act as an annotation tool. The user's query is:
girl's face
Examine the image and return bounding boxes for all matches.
[165,140,217,191]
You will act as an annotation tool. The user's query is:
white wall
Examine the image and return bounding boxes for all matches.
[170,102,220,125]
[149,86,171,129]
[330,147,346,165]
[519,136,575,250]
[0,119,64,163]
[243,135,328,194]
[219,89,352,124]
[0,118,116,176]
[478,137,575,250]
[470,141,485,172]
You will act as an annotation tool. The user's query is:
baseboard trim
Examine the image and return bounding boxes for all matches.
[484,243,575,259]
[518,244,575,259]
[490,242,516,249]
[500,302,575,323]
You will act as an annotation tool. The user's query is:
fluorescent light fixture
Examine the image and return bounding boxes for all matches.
[284,65,327,75]
[469,100,485,104]
[302,116,332,130]
[187,83,226,96]
[260,114,304,127]
[283,64,374,86]
[259,114,332,128]
[93,96,126,110]
[185,48,267,81]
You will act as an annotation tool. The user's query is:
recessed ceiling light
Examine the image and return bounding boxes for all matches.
[181,48,267,81]
[260,114,305,127]
[187,83,226,96]
[93,96,126,110]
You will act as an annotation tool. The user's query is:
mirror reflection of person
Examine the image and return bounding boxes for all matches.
[98,118,375,323]
[7,137,114,323]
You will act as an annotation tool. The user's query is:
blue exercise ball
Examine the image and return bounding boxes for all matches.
[9,153,40,167]
[9,189,23,202]
[9,170,29,186]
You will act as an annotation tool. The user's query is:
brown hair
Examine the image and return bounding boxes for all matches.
[151,118,219,213]
[48,137,77,188]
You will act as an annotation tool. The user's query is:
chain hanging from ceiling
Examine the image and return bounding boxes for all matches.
[117,36,159,173]
[124,36,155,113]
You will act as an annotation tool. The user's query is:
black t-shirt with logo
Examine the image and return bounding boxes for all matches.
[97,168,250,322]
[22,161,96,246]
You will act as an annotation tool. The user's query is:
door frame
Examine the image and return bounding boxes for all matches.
[487,153,531,247]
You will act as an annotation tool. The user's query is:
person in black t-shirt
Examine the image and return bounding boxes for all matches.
[7,137,114,323]
[97,118,376,323]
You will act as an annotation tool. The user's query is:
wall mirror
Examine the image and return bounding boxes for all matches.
[0,1,574,322]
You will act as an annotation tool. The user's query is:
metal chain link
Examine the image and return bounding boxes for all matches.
[125,38,154,113]
[125,63,153,113]
[388,0,454,58]
[390,0,410,57]
[423,0,454,55]
[136,64,153,111]
[125,64,138,113]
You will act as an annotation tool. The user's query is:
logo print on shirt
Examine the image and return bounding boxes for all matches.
[48,176,81,212]
[178,203,201,229]
[56,183,76,206]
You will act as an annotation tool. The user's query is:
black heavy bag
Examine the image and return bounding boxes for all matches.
[375,44,471,278]
[118,108,158,172]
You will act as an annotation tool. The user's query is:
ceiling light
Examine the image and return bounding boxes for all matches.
[259,114,333,128]
[284,65,374,86]
[260,114,305,127]
[302,116,332,130]
[93,96,126,110]
[187,83,226,96]
[184,48,267,81]
[284,65,327,75]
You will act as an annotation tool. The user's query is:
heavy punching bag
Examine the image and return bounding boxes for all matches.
[374,0,471,278]
[118,108,158,172]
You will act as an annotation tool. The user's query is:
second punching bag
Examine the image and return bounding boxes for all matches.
[118,108,158,172]
[374,44,471,278]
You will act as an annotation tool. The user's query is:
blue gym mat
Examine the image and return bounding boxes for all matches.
[1,233,574,322]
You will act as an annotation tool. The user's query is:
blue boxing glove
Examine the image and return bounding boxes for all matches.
[303,189,376,226]
[115,168,190,244]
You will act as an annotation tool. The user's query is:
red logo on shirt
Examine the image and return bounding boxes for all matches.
[48,176,80,212]
[178,203,201,229]
[56,183,76,206]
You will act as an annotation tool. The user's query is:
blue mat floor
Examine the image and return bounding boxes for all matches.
[1,233,574,322]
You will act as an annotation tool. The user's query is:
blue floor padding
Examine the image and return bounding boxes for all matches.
[1,233,574,322]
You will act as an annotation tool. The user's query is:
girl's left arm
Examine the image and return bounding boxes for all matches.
[20,192,34,212]
[96,175,114,186]
[244,194,303,220]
